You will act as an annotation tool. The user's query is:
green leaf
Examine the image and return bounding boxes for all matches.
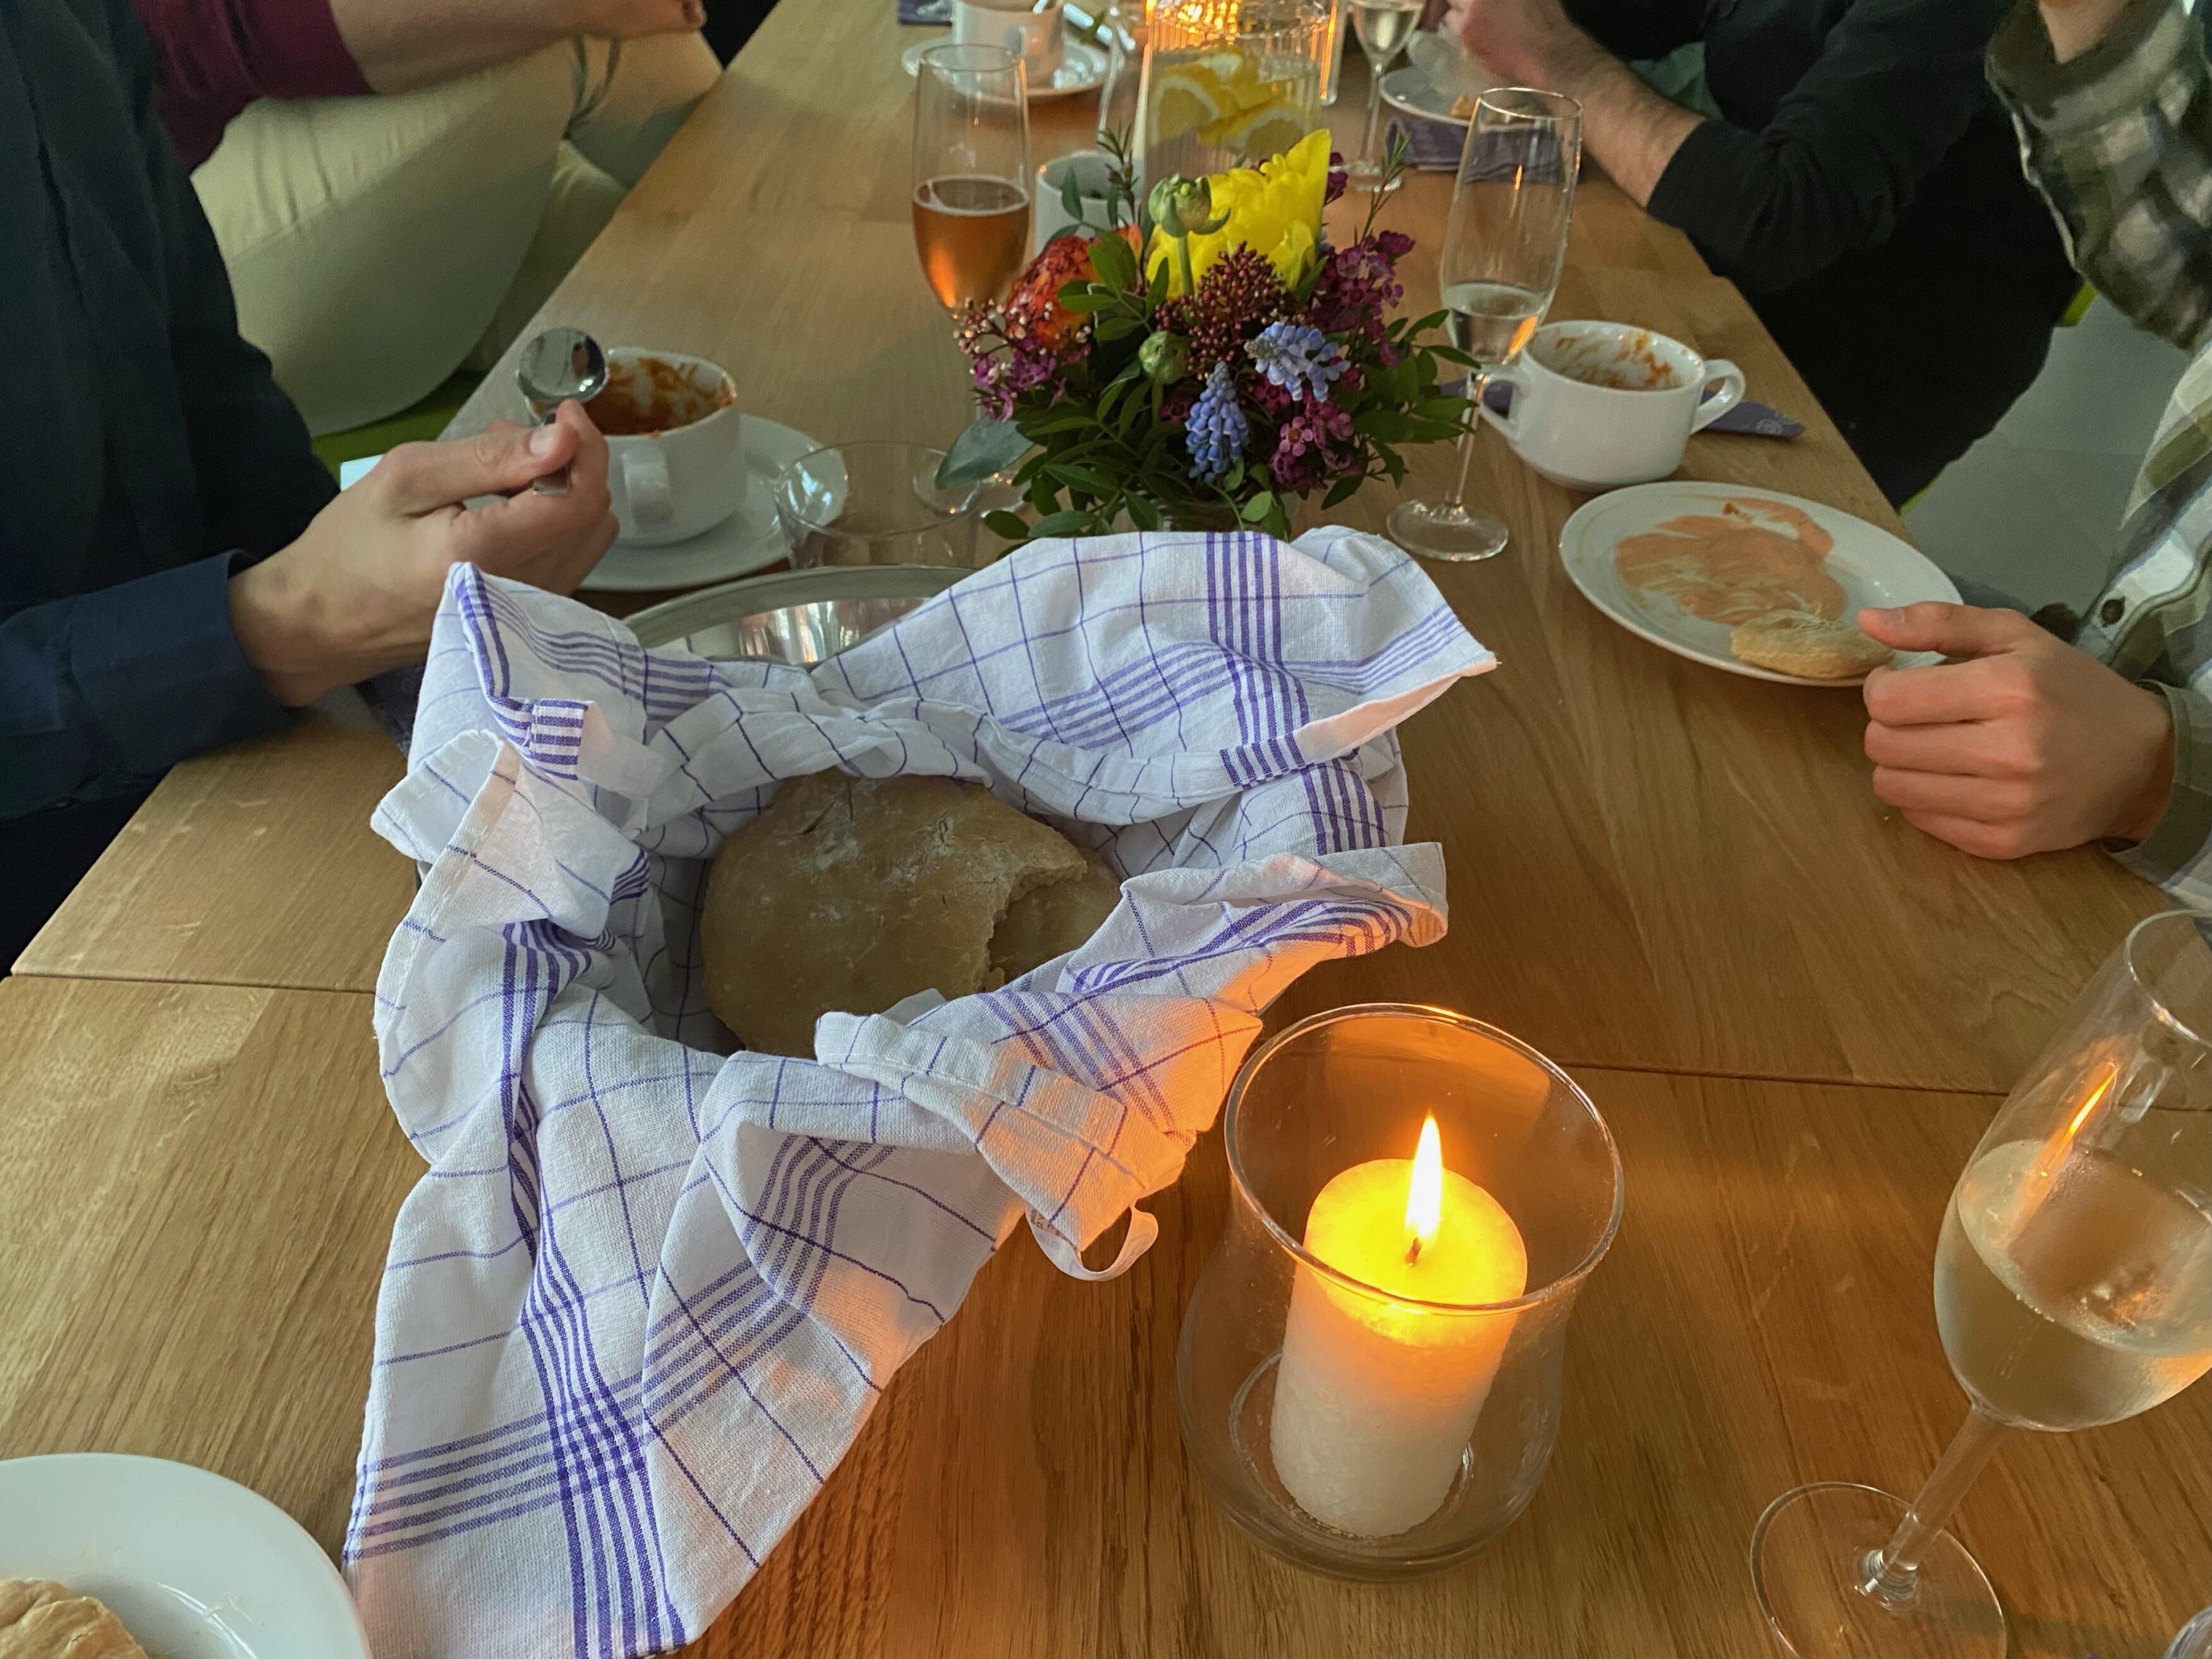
[1049,461,1117,494]
[1407,309,1447,335]
[1028,509,1095,538]
[1088,228,1138,293]
[1096,316,1143,343]
[1060,171,1085,226]
[937,419,1033,487]
[1058,288,1120,313]
[983,509,1032,540]
[1323,475,1362,509]
[1147,258,1170,309]
[1354,408,1421,442]
[1125,494,1162,531]
[1430,344,1476,367]
[1239,490,1275,524]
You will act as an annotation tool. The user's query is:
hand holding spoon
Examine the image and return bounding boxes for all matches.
[516,328,607,495]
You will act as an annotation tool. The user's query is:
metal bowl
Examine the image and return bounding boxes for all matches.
[623,564,972,664]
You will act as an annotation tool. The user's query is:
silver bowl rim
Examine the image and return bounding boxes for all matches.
[623,562,976,653]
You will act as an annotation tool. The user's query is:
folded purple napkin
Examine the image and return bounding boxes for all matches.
[1389,115,1464,172]
[1437,376,1804,438]
[900,0,949,23]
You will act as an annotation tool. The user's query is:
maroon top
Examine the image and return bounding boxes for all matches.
[136,0,372,167]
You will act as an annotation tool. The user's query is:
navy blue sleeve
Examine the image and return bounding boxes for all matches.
[0,551,288,818]
[0,0,331,818]
[1644,0,2007,291]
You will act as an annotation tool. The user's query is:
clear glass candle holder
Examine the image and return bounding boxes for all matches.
[1176,1003,1624,1579]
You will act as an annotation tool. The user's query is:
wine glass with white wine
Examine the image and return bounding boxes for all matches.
[1753,909,2212,1658]
[1345,0,1423,191]
[1385,87,1580,562]
[912,44,1032,314]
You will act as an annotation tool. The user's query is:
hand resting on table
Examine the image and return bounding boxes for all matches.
[1857,601,2175,860]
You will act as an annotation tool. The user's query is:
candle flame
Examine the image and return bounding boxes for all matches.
[1404,1115,1443,1263]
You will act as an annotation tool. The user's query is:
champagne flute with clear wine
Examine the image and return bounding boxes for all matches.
[1752,908,2212,1658]
[1385,87,1580,562]
[1346,0,1423,191]
[913,44,1031,314]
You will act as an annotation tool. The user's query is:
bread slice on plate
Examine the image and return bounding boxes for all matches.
[0,1581,147,1659]
[1729,611,1893,680]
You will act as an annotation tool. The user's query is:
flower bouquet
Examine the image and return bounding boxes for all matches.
[939,130,1473,541]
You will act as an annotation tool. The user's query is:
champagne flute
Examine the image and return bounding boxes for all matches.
[1385,87,1580,563]
[1752,909,2212,1658]
[1346,0,1423,191]
[913,44,1032,313]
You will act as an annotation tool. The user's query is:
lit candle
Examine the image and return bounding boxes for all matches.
[1271,1115,1528,1536]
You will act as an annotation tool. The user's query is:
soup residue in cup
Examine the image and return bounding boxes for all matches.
[586,355,735,437]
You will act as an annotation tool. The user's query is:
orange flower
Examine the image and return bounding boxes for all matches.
[1007,227,1145,352]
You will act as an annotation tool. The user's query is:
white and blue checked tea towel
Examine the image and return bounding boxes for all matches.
[346,526,1493,1658]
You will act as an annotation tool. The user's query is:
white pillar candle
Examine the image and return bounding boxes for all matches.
[1270,1118,1528,1536]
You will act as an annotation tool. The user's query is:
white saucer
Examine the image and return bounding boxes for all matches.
[1556,483,1959,688]
[0,1454,370,1658]
[1379,64,1468,128]
[901,36,1109,100]
[581,414,818,593]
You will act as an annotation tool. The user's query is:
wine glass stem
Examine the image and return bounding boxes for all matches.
[1858,1406,2010,1609]
[1440,367,1487,511]
[1359,61,1385,168]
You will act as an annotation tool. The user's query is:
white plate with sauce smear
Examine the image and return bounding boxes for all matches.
[1557,483,1959,687]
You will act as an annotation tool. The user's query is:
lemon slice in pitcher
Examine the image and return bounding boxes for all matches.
[1204,101,1310,162]
[1151,69,1227,141]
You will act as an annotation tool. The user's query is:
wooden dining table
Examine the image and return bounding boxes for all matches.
[2,0,2203,1654]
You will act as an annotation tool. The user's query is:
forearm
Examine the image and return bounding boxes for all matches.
[1536,31,1705,205]
[329,0,588,92]
[2039,0,2136,61]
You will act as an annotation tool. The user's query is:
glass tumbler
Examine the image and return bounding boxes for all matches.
[1176,1003,1624,1579]
[776,442,984,568]
[1139,0,1330,182]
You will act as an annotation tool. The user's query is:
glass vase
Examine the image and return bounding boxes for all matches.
[1138,0,1329,183]
[1176,1003,1624,1579]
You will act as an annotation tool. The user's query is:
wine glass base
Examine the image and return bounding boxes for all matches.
[1751,1483,2005,1659]
[1346,164,1404,195]
[1386,499,1509,562]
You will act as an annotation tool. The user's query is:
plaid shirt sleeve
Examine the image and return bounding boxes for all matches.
[1988,0,2212,352]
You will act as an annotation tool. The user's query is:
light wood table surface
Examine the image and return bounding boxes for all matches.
[15,3,2160,1092]
[1,974,2199,1655]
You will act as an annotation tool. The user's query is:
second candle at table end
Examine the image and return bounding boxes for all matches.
[1271,1114,1529,1537]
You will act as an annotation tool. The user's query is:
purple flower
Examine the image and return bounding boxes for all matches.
[1309,234,1410,341]
[1247,320,1348,404]
[1326,151,1349,204]
[1267,400,1356,495]
[1186,362,1248,485]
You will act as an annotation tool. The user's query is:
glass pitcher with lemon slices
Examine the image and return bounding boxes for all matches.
[1139,0,1328,185]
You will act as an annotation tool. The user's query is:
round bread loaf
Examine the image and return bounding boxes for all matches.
[700,771,1097,1056]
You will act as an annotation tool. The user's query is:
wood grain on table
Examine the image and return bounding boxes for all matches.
[0,976,411,1552]
[4,972,2196,1654]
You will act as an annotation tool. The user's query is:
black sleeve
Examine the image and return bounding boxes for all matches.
[1564,0,1711,68]
[1644,0,2008,291]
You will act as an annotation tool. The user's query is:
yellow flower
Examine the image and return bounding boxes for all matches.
[1146,128,1331,298]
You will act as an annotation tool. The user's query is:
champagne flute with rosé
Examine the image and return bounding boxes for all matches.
[1752,909,2212,1658]
[913,44,1033,313]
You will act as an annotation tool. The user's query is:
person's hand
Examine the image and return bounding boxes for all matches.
[567,0,705,39]
[1445,0,1590,89]
[1857,602,2175,859]
[230,401,617,706]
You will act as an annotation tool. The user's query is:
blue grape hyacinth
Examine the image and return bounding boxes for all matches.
[1246,320,1348,404]
[1186,362,1248,485]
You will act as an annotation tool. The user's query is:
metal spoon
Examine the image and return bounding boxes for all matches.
[515,327,607,495]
